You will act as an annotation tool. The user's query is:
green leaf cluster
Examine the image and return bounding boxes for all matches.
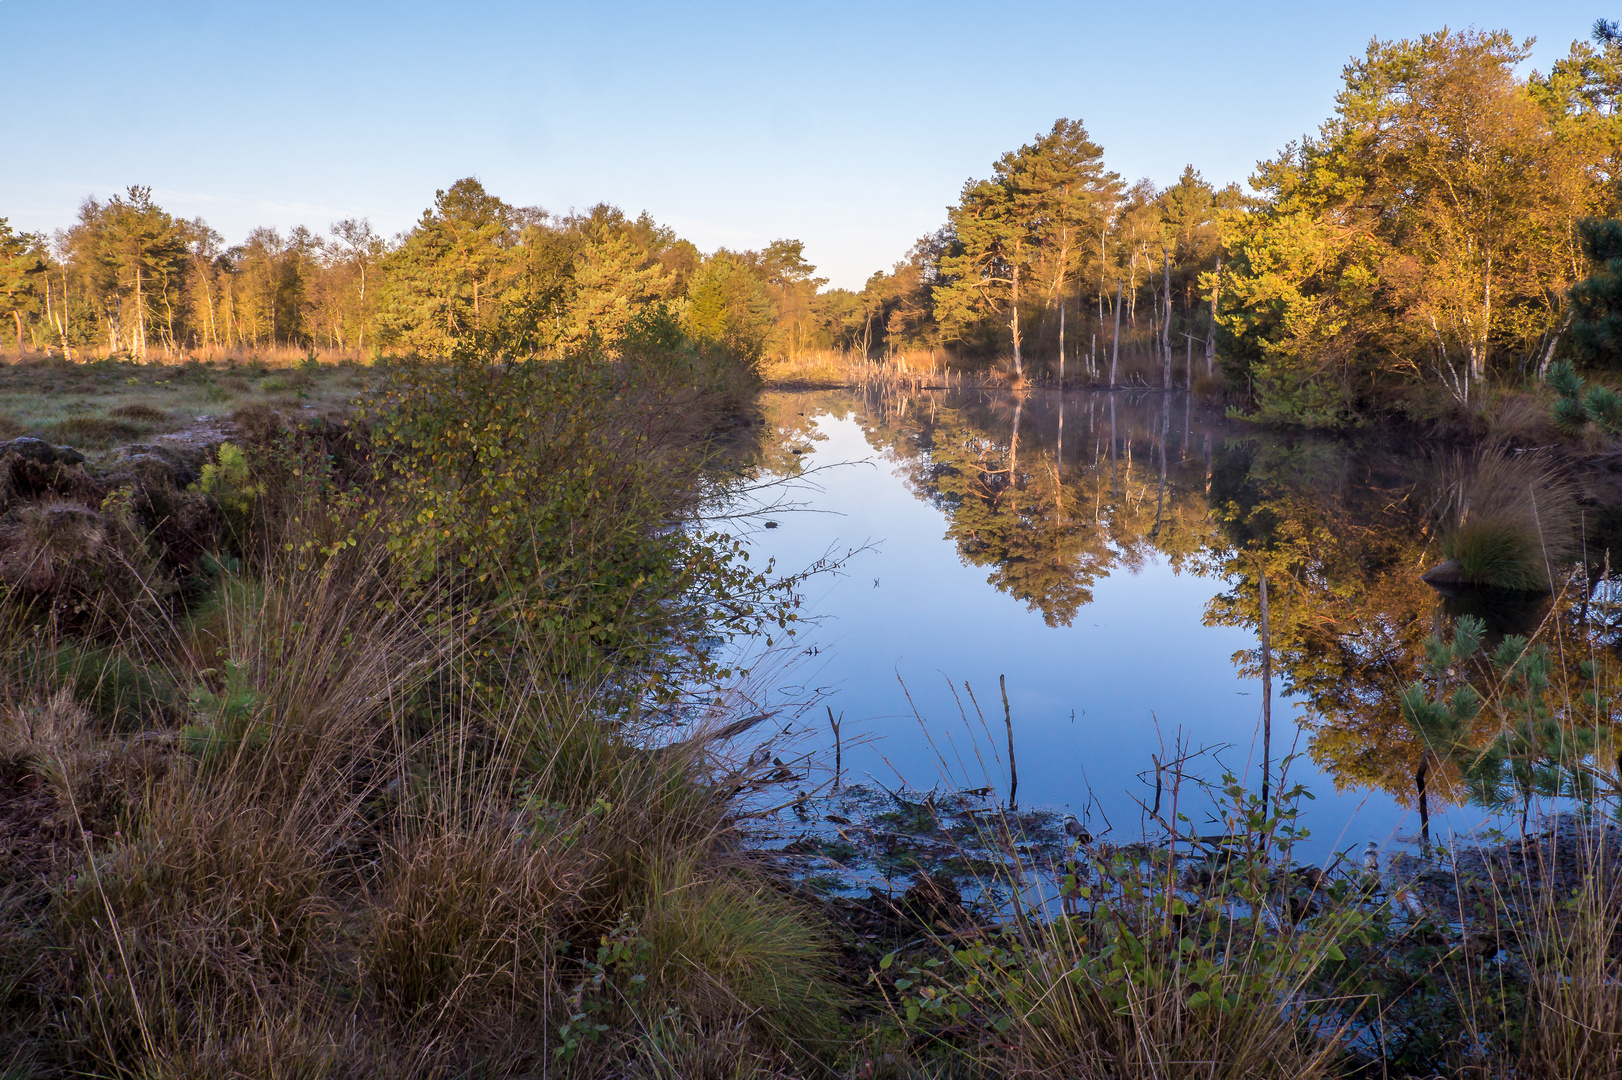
[366,347,798,696]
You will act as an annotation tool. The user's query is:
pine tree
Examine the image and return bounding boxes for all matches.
[935,119,1119,378]
[72,187,190,359]
[0,218,47,359]
[1569,218,1622,370]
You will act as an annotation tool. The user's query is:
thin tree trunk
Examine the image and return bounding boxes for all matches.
[60,266,71,356]
[1000,674,1018,810]
[828,706,842,791]
[1128,251,1138,325]
[1058,302,1065,386]
[11,311,21,361]
[358,261,366,354]
[1110,281,1122,386]
[134,263,146,360]
[1009,263,1023,380]
[1162,250,1173,388]
[1206,255,1221,376]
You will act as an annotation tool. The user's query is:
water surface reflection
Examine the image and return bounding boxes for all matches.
[737,387,1597,861]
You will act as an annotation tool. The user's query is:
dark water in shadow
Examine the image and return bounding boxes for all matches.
[727,386,1607,867]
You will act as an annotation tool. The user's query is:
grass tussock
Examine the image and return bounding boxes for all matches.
[1439,444,1579,590]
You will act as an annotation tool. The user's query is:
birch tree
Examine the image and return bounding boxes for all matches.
[1221,28,1610,424]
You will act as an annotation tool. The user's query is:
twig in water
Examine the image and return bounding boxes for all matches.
[827,704,842,791]
[1001,673,1018,809]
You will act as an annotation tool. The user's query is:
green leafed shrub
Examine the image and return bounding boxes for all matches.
[367,349,798,697]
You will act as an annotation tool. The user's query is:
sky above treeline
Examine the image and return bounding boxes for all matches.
[0,0,1604,289]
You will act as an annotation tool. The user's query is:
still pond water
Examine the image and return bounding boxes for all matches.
[726,386,1584,871]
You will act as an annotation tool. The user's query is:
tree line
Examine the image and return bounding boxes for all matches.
[833,21,1622,426]
[823,130,1241,385]
[0,179,852,365]
[6,20,1622,427]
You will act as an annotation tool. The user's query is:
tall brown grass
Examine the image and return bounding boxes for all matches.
[1439,445,1579,590]
[0,397,842,1077]
[10,343,373,368]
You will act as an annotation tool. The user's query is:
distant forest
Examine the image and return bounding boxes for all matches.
[5,25,1622,426]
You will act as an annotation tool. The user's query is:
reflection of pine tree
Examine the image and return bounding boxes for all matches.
[874,392,1218,627]
[1398,615,1485,847]
[1400,617,1607,838]
[1473,635,1599,835]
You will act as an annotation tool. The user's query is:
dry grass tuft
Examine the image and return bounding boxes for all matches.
[41,416,149,449]
[1439,445,1579,590]
[0,687,87,762]
[1482,389,1561,446]
[107,402,171,425]
[362,821,577,1028]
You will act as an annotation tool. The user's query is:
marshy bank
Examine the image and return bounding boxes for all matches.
[8,355,1622,1078]
[0,345,851,1078]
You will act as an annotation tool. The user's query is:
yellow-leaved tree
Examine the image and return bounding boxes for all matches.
[1220,28,1616,425]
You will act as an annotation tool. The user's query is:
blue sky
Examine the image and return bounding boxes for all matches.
[0,1,1603,289]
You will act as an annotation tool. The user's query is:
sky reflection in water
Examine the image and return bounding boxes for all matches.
[735,388,1500,862]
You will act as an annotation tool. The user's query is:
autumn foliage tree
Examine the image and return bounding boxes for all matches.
[1220,29,1617,425]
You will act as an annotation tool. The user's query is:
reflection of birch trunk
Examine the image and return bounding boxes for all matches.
[1055,399,1065,534]
[1183,390,1191,458]
[1109,393,1118,499]
[1259,571,1273,819]
[1009,397,1021,478]
[1152,393,1168,536]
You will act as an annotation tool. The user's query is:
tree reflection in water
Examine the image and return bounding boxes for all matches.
[752,385,1622,825]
